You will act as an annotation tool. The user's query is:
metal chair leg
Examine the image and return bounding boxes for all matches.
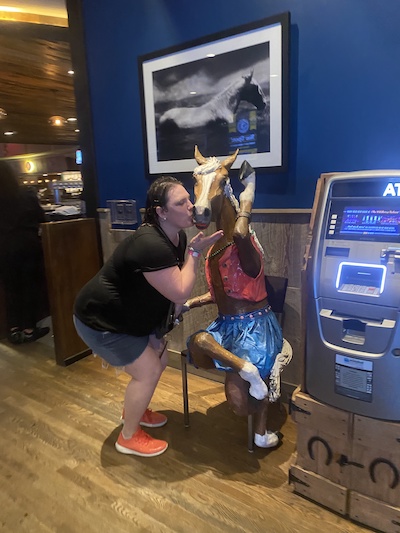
[247,414,254,452]
[181,353,190,427]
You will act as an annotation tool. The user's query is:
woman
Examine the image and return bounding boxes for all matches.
[0,161,50,344]
[73,176,223,457]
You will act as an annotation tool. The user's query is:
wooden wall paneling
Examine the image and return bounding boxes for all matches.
[252,212,311,391]
[41,218,102,365]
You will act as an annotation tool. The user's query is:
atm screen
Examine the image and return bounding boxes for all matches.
[326,201,400,242]
[340,207,400,237]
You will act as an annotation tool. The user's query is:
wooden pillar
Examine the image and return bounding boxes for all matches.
[41,218,102,365]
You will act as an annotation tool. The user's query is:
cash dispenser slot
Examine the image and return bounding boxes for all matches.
[335,262,386,296]
[319,308,395,351]
[342,318,366,345]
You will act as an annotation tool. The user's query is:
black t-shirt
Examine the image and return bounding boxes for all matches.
[74,224,187,336]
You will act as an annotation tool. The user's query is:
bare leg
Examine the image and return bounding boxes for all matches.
[121,337,167,439]
[189,331,268,400]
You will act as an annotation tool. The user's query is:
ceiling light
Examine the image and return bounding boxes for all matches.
[74,129,80,133]
[48,90,66,126]
[68,70,74,75]
[67,117,77,122]
[0,108,7,119]
[0,6,22,12]
[4,130,16,135]
[206,53,215,58]
[49,115,67,126]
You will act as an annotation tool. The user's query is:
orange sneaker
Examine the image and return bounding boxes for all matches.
[115,428,168,457]
[140,408,168,428]
[120,408,168,428]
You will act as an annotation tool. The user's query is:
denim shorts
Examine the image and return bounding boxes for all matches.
[73,315,149,367]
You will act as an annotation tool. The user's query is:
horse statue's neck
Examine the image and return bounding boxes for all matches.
[215,195,237,240]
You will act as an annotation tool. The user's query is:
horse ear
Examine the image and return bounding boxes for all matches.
[194,145,208,165]
[243,71,253,83]
[221,149,239,171]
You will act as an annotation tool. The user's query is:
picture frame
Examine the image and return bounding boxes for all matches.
[138,12,290,175]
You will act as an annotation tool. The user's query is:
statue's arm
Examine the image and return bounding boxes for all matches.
[233,161,261,278]
[184,291,213,310]
[234,196,261,279]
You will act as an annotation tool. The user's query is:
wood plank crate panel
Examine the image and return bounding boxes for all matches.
[289,464,348,515]
[351,415,400,507]
[349,492,400,533]
[296,424,351,486]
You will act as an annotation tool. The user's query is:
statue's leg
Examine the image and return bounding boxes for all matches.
[188,331,268,400]
[253,403,279,449]
[187,331,216,370]
[225,372,264,415]
[224,373,279,448]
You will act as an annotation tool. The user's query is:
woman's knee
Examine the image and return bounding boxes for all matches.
[125,348,164,383]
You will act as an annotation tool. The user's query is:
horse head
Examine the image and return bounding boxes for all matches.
[192,145,239,229]
[239,72,268,112]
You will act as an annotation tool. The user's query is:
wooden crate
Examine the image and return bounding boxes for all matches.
[291,388,400,531]
[289,464,348,515]
[291,387,352,485]
[350,415,400,507]
[349,492,400,533]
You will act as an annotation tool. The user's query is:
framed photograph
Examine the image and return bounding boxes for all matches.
[138,12,290,175]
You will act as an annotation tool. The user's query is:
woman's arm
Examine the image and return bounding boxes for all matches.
[143,230,223,304]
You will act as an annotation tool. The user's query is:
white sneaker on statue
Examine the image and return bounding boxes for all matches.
[254,430,279,449]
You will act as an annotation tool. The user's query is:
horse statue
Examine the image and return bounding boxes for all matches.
[159,72,267,129]
[184,146,292,449]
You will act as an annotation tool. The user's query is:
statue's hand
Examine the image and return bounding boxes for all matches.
[238,160,256,205]
[238,160,256,189]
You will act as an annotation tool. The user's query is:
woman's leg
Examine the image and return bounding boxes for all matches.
[121,337,167,439]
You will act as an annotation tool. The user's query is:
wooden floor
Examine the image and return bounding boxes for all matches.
[0,339,373,533]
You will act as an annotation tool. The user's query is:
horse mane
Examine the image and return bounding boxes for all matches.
[193,156,221,176]
[211,74,250,110]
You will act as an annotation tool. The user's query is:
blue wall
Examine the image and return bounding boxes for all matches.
[79,0,400,210]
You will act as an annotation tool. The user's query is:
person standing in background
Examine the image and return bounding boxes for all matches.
[0,161,50,344]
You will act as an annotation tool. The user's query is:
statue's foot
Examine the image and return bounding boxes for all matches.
[254,430,279,449]
[239,362,268,400]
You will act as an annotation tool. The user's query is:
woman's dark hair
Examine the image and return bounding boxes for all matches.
[143,175,183,225]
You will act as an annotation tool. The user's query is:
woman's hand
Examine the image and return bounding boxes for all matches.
[189,230,223,253]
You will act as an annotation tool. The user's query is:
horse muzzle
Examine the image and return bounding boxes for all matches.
[193,205,211,230]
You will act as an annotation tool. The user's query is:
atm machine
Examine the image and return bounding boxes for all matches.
[306,170,400,421]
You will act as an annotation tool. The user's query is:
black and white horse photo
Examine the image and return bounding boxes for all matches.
[159,72,267,129]
[152,41,271,161]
